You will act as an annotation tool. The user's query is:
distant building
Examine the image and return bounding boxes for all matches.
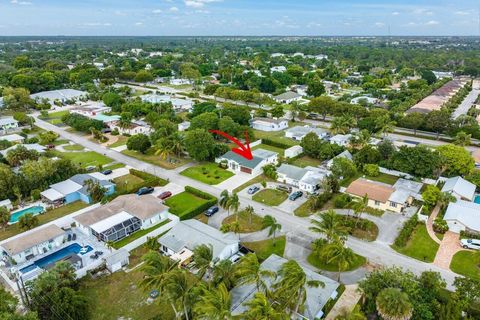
[0,134,24,144]
[169,78,192,86]
[70,102,111,118]
[432,71,453,79]
[0,117,19,131]
[140,94,193,111]
[277,164,331,193]
[251,118,288,132]
[109,119,153,135]
[407,79,467,114]
[284,145,303,158]
[285,125,328,141]
[270,66,287,73]
[0,199,13,211]
[350,96,379,105]
[30,89,87,106]
[444,200,480,234]
[441,176,476,202]
[216,148,278,175]
[0,143,46,157]
[329,134,352,147]
[273,91,303,104]
[326,150,353,168]
[178,121,191,132]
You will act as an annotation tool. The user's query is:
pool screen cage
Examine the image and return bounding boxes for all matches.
[92,217,142,242]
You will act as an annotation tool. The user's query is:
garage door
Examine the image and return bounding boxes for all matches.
[240,166,252,174]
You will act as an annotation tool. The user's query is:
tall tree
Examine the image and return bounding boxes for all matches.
[310,209,349,242]
[235,253,275,293]
[321,239,357,281]
[193,283,232,320]
[0,206,10,231]
[193,244,215,280]
[262,215,282,245]
[376,288,413,320]
[242,292,288,320]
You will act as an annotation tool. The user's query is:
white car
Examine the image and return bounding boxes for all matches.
[460,239,480,250]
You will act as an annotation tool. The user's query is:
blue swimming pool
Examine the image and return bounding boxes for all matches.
[9,206,44,223]
[474,195,480,204]
[19,243,93,274]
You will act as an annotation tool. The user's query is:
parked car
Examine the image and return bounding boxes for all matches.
[102,169,113,175]
[276,185,292,193]
[158,191,172,200]
[247,186,260,194]
[136,187,154,196]
[289,191,303,201]
[229,252,244,263]
[460,239,480,250]
[46,144,55,150]
[86,165,96,172]
[205,206,219,217]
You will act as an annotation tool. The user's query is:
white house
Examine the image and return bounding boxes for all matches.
[70,102,111,118]
[273,91,302,104]
[74,194,169,243]
[277,164,331,193]
[216,148,278,175]
[290,84,308,96]
[230,254,340,320]
[108,119,152,135]
[433,71,453,79]
[251,118,288,132]
[140,94,193,111]
[158,219,239,264]
[270,53,285,58]
[243,70,262,77]
[444,200,480,234]
[30,89,87,106]
[0,117,19,131]
[0,143,46,157]
[178,121,191,132]
[326,150,353,168]
[329,134,352,147]
[170,78,192,86]
[284,145,303,158]
[441,176,476,202]
[270,66,287,73]
[0,224,65,264]
[0,199,13,211]
[350,96,379,105]
[0,134,24,144]
[285,125,328,141]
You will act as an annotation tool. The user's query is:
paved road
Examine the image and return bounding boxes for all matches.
[33,115,462,289]
[452,87,480,120]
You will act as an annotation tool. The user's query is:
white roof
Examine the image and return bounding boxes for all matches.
[90,211,134,233]
[50,179,82,195]
[441,176,476,201]
[0,143,46,156]
[0,134,24,142]
[0,117,18,126]
[40,188,65,201]
[0,199,12,207]
[444,200,480,232]
[30,89,86,101]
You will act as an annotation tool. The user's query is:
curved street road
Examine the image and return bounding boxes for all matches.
[33,114,461,289]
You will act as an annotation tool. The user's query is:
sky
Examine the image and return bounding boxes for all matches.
[0,0,479,36]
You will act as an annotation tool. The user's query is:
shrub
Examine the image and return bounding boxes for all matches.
[393,214,419,247]
[460,230,480,240]
[30,189,41,201]
[310,191,333,211]
[433,218,448,234]
[178,186,218,220]
[363,163,379,177]
[262,138,290,149]
[333,194,352,208]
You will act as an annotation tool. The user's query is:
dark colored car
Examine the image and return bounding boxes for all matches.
[46,144,55,149]
[102,169,113,175]
[205,206,219,217]
[136,187,154,196]
[158,191,172,200]
[247,186,260,195]
[276,185,292,193]
[289,191,303,201]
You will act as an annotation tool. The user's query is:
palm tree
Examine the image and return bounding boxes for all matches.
[376,288,413,320]
[242,292,288,320]
[235,253,275,293]
[193,283,232,320]
[375,116,396,137]
[18,213,39,231]
[193,244,216,280]
[163,269,194,320]
[273,259,324,316]
[335,305,367,320]
[244,205,255,224]
[219,190,231,215]
[169,132,185,157]
[119,112,133,130]
[350,129,371,149]
[437,191,456,209]
[309,210,349,243]
[212,259,238,290]
[454,131,471,146]
[352,194,368,227]
[289,101,302,122]
[140,251,177,290]
[262,215,282,246]
[330,116,351,135]
[155,139,173,161]
[0,206,10,231]
[229,193,240,220]
[321,240,357,281]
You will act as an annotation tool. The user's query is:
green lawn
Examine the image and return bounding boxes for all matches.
[290,156,322,168]
[252,189,288,206]
[252,143,285,156]
[78,269,175,320]
[122,148,189,170]
[341,172,399,187]
[307,251,367,272]
[0,201,89,241]
[43,110,69,125]
[62,144,85,151]
[243,236,286,261]
[164,191,210,218]
[113,174,145,194]
[111,219,171,249]
[222,210,265,233]
[294,199,316,217]
[233,174,276,193]
[107,136,128,148]
[392,224,439,262]
[51,150,113,168]
[180,163,234,185]
[338,215,379,242]
[450,250,480,280]
[252,129,298,147]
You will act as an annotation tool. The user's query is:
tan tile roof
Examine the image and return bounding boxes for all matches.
[1,224,65,256]
[345,178,394,203]
[74,194,167,226]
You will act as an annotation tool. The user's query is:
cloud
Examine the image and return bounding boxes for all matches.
[454,10,472,16]
[425,20,439,25]
[152,9,163,14]
[374,22,385,27]
[412,8,434,16]
[10,0,32,5]
[392,11,400,16]
[184,0,221,8]
[134,22,144,26]
[170,6,179,12]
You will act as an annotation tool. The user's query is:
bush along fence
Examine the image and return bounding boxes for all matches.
[261,138,291,149]
[393,214,419,248]
[180,186,218,220]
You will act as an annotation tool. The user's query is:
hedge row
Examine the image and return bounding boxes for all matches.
[179,186,218,220]
[261,138,291,149]
[130,169,168,186]
[393,214,419,247]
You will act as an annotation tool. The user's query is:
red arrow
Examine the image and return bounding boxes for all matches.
[209,129,253,160]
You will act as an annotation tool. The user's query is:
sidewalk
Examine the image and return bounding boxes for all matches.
[426,205,442,245]
[433,231,462,270]
[325,284,363,320]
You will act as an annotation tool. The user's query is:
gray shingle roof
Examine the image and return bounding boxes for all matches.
[274,91,302,100]
[441,176,476,201]
[277,163,308,181]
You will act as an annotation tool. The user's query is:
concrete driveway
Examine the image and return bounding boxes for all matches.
[277,194,308,215]
[217,172,260,192]
[152,182,185,198]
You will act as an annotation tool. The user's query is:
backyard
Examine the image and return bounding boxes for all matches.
[252,143,285,156]
[340,172,399,188]
[222,210,265,233]
[164,191,210,219]
[113,174,145,194]
[392,224,439,263]
[0,201,90,241]
[243,236,286,261]
[51,150,114,168]
[180,163,234,185]
[42,110,69,125]
[122,148,190,170]
[252,189,288,206]
[252,129,298,147]
[449,250,480,280]
[290,155,322,168]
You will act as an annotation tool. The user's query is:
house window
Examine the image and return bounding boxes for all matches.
[390,202,397,208]
[374,200,380,206]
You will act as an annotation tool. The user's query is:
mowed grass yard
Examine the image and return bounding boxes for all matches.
[51,150,113,168]
[164,191,209,219]
[450,250,480,280]
[252,143,285,156]
[392,224,439,263]
[222,210,265,233]
[243,236,286,261]
[113,174,145,194]
[252,129,297,147]
[122,148,190,170]
[0,201,90,241]
[79,269,175,320]
[180,163,234,185]
[43,110,69,125]
[341,172,399,188]
[252,188,288,206]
